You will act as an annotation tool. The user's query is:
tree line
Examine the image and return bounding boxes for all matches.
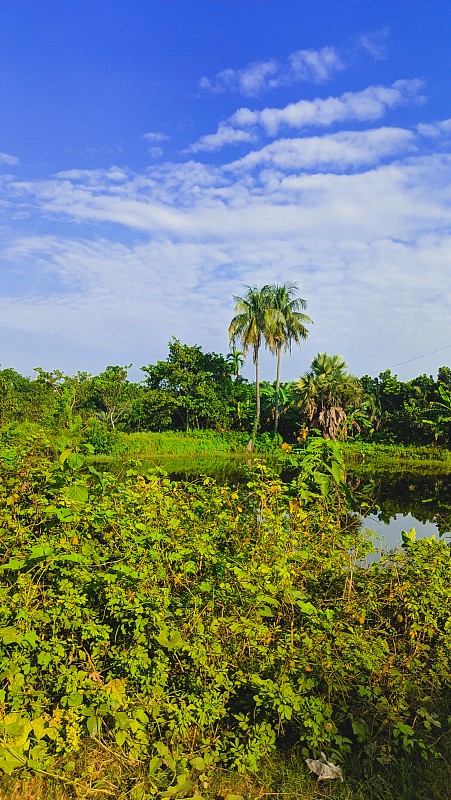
[1,282,450,448]
[1,341,451,451]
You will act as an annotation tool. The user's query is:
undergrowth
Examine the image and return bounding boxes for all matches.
[0,436,449,799]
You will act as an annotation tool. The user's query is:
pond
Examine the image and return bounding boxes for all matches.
[108,453,451,556]
[349,468,451,556]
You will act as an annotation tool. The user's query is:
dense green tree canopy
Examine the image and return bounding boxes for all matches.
[142,338,235,431]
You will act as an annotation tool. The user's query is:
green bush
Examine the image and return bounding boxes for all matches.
[82,417,125,455]
[0,444,449,796]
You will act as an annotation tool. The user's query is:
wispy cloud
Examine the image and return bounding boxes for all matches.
[141,131,170,142]
[231,79,425,136]
[199,32,391,98]
[189,79,425,151]
[0,152,19,166]
[417,118,451,138]
[228,127,416,173]
[199,45,345,97]
[185,124,258,153]
[147,147,164,159]
[288,47,344,83]
[3,144,451,379]
[358,28,390,61]
[200,60,280,96]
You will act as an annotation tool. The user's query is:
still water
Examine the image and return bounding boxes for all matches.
[119,454,451,555]
[351,469,451,554]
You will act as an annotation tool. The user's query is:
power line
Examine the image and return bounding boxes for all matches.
[371,343,451,376]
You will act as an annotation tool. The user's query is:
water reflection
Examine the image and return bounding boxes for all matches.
[349,469,451,553]
[107,454,451,553]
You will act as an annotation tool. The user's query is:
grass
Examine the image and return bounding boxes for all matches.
[117,429,251,456]
[342,441,451,471]
[1,744,450,800]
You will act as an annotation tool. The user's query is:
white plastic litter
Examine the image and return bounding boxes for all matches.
[305,752,343,782]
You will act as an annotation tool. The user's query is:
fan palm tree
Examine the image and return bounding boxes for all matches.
[266,282,311,435]
[296,353,364,440]
[228,285,273,445]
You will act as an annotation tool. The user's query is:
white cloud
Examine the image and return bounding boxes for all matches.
[200,60,279,97]
[228,127,416,172]
[185,125,258,153]
[288,47,344,83]
[199,45,344,96]
[3,158,451,381]
[54,166,131,184]
[3,82,451,382]
[147,146,164,159]
[358,28,390,61]
[231,79,426,136]
[0,152,19,166]
[193,79,425,153]
[141,131,170,142]
[417,118,451,138]
[10,147,451,247]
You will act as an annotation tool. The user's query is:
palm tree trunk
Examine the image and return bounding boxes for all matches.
[250,345,260,447]
[274,343,282,435]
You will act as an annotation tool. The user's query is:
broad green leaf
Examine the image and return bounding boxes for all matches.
[331,460,343,484]
[133,708,149,724]
[296,600,317,616]
[86,716,100,736]
[156,629,184,650]
[67,691,84,707]
[27,546,54,561]
[190,756,205,771]
[0,559,26,572]
[87,464,103,483]
[0,745,25,774]
[59,449,72,464]
[148,755,163,774]
[0,627,20,644]
[115,729,127,746]
[31,717,47,741]
[114,711,131,730]
[67,453,85,470]
[2,713,32,746]
[66,484,89,504]
[401,528,417,548]
[57,553,89,564]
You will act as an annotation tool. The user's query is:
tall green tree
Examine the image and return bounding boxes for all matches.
[92,365,134,429]
[265,282,311,435]
[296,353,365,440]
[226,346,244,382]
[228,285,273,444]
[142,339,233,431]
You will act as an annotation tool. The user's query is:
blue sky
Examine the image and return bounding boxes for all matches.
[1,0,451,382]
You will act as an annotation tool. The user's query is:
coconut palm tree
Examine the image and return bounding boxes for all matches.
[226,345,245,382]
[266,282,311,435]
[296,353,365,440]
[228,285,273,445]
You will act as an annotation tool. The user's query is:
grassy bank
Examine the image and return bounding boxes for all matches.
[117,429,251,456]
[89,429,281,463]
[1,741,450,800]
[342,441,451,470]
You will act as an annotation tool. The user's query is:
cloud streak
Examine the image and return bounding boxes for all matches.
[200,46,345,97]
[231,79,425,136]
[0,152,19,166]
[228,127,416,172]
[185,125,258,153]
[189,79,425,151]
